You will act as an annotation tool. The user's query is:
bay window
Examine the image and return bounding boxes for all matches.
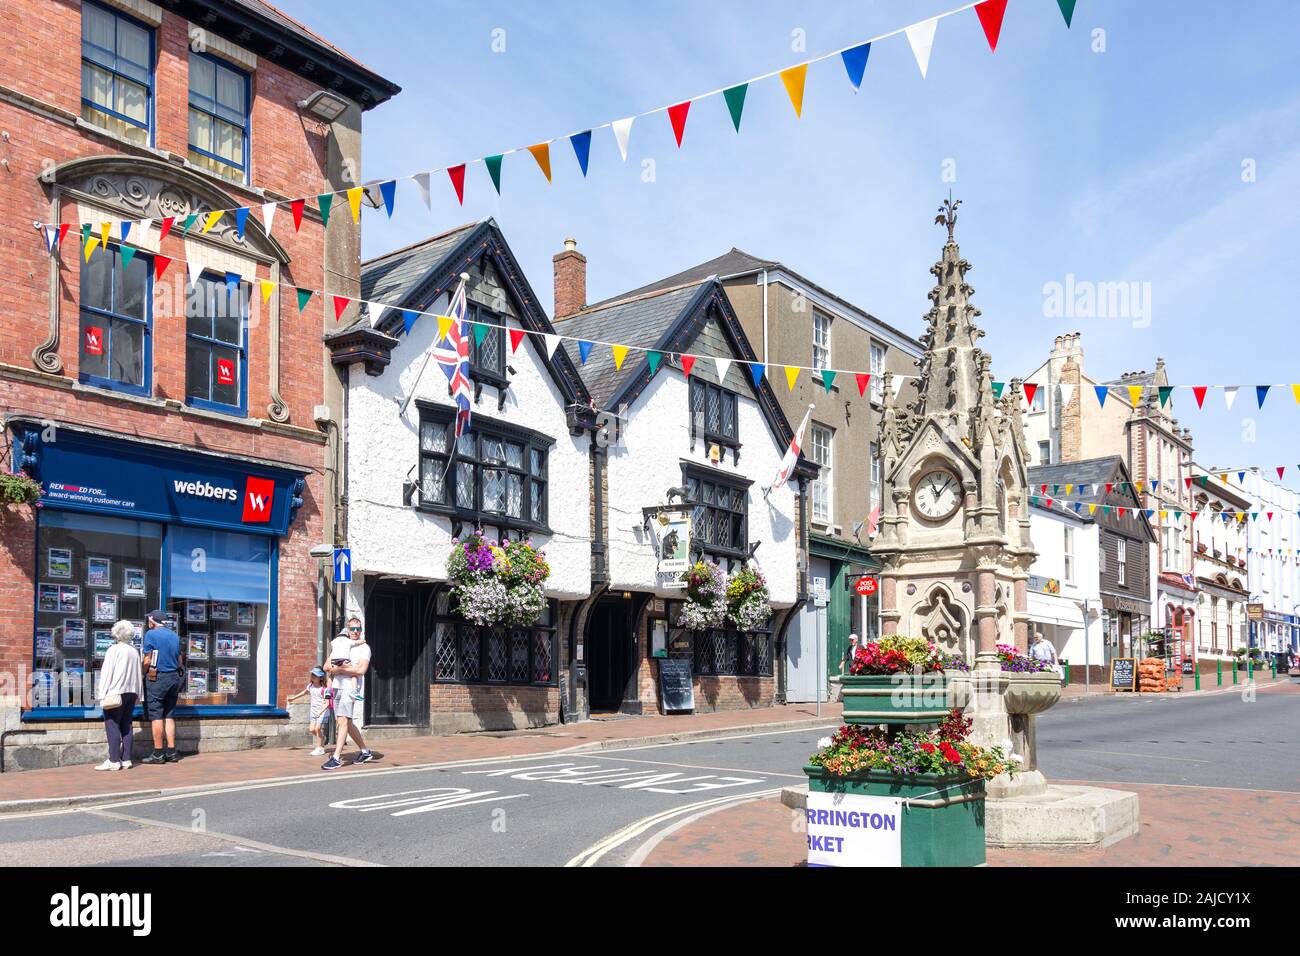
[682,465,748,560]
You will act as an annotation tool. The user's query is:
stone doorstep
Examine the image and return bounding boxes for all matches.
[782,783,1140,850]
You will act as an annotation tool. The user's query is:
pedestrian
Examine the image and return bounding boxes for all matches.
[94,619,143,771]
[140,609,183,764]
[321,616,376,770]
[287,666,330,756]
[837,633,862,702]
[1029,631,1060,678]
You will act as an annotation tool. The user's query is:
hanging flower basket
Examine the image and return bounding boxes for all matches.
[725,565,772,631]
[677,560,727,630]
[446,530,549,628]
[1,471,43,508]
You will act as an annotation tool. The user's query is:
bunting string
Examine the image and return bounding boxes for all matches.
[1026,492,1300,532]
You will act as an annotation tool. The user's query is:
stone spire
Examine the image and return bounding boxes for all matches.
[918,195,986,436]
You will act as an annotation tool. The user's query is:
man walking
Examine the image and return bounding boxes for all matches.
[141,610,182,764]
[322,616,377,770]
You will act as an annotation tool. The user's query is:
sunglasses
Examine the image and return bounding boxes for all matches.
[348,626,362,632]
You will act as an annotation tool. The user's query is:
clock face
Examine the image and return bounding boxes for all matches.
[913,469,962,520]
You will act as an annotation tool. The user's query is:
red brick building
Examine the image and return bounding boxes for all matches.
[0,0,397,768]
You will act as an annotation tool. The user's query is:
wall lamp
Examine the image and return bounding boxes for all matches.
[297,89,350,123]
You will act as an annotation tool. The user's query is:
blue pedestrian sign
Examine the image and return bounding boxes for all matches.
[333,547,352,584]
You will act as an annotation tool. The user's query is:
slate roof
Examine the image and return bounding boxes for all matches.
[589,247,921,350]
[559,283,708,408]
[357,222,481,325]
[1027,457,1128,507]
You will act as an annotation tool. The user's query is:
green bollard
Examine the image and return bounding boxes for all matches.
[1195,666,1201,690]
[1271,657,1276,679]
[1233,660,1238,684]
[1217,659,1222,686]
[1064,661,1070,685]
[1248,658,1253,681]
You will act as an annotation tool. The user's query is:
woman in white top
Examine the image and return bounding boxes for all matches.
[96,619,143,771]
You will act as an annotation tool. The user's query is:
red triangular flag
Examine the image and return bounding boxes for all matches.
[154,256,172,280]
[1189,511,1198,520]
[332,295,351,320]
[1279,467,1286,480]
[680,355,696,377]
[1184,476,1192,489]
[1268,512,1274,521]
[57,223,71,248]
[855,373,871,396]
[1193,385,1207,408]
[975,0,1008,52]
[1117,507,1126,517]
[509,327,527,353]
[447,164,466,205]
[291,199,305,232]
[1106,483,1114,494]
[158,217,174,242]
[667,101,691,147]
[1022,382,1038,406]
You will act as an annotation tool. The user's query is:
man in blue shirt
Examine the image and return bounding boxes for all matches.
[141,610,183,764]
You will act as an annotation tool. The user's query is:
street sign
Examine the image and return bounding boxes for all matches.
[332,547,352,584]
[806,791,903,867]
[854,576,878,596]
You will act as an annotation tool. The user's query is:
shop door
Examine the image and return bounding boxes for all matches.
[364,584,432,727]
[587,595,635,712]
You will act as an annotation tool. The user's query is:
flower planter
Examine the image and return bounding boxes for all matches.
[804,764,986,867]
[840,673,952,725]
[1002,672,1061,715]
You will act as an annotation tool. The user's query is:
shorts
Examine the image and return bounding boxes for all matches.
[309,711,328,730]
[332,692,357,720]
[144,670,181,720]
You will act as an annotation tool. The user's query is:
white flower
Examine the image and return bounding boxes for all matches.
[817,736,833,749]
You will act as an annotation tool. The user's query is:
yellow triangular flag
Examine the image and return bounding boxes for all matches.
[1087,504,1097,515]
[1126,384,1143,407]
[202,210,223,233]
[779,64,808,118]
[784,365,800,391]
[84,236,100,262]
[1160,510,1168,520]
[1065,484,1073,495]
[259,279,275,305]
[611,344,629,370]
[527,142,552,183]
[1219,473,1228,485]
[99,222,111,248]
[1292,384,1300,404]
[1236,512,1245,522]
[347,187,364,223]
[437,315,453,342]
[1134,481,1143,494]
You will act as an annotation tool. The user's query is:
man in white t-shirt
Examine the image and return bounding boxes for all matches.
[321,616,376,770]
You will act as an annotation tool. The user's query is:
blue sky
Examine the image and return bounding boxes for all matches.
[280,0,1300,482]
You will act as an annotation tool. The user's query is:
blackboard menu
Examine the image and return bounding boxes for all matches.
[1110,657,1136,691]
[658,658,695,713]
[1181,659,1195,675]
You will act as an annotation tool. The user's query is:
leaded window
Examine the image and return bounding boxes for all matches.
[682,466,749,558]
[467,302,507,382]
[431,602,557,686]
[689,379,739,447]
[670,623,773,677]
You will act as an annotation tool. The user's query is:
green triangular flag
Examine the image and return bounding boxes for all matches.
[296,288,312,312]
[485,155,503,194]
[820,369,837,392]
[723,84,748,132]
[1173,511,1182,520]
[118,244,137,270]
[181,213,198,235]
[1158,385,1173,407]
[472,321,488,347]
[318,193,333,226]
[1057,0,1076,27]
[647,351,663,376]
[80,223,91,248]
[991,381,1005,399]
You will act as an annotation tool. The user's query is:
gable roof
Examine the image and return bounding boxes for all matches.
[589,246,921,351]
[1028,456,1155,537]
[353,219,592,409]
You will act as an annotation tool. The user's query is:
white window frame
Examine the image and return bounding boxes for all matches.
[810,423,833,524]
[1063,525,1075,584]
[812,311,831,371]
[1117,537,1127,586]
[1038,441,1051,465]
[870,343,885,402]
[869,442,881,511]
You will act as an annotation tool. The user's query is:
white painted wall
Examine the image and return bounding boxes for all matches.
[604,368,799,605]
[344,305,592,600]
[1027,508,1101,667]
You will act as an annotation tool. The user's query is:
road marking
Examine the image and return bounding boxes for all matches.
[1069,749,1211,763]
[566,787,784,867]
[86,808,378,867]
[576,752,807,780]
[329,786,530,817]
[461,760,766,793]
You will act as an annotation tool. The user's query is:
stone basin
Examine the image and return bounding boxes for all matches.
[1003,671,1062,715]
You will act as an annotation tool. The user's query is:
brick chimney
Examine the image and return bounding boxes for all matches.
[552,237,586,320]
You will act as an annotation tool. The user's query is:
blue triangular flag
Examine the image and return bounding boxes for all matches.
[749,363,765,387]
[402,309,419,335]
[235,207,249,239]
[840,43,871,90]
[120,221,132,243]
[1144,509,1154,519]
[380,181,397,218]
[224,271,241,294]
[1095,385,1108,407]
[1256,385,1270,408]
[1072,502,1082,513]
[570,130,592,177]
[579,340,594,364]
[1150,479,1159,492]
[1238,471,1246,484]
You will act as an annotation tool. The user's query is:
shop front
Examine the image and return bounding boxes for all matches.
[1100,592,1151,662]
[9,422,306,744]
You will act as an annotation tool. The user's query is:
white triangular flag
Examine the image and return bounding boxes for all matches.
[261,202,277,236]
[715,356,732,382]
[543,332,561,360]
[1223,386,1238,410]
[368,301,388,328]
[43,226,58,253]
[905,17,938,78]
[413,172,431,210]
[137,218,153,239]
[186,258,204,287]
[612,117,634,162]
[1059,383,1075,408]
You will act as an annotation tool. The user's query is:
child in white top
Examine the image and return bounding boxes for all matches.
[287,667,330,756]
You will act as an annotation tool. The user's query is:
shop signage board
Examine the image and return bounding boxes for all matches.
[805,791,903,867]
[854,576,878,596]
[1109,657,1137,692]
[658,658,695,713]
[653,511,692,576]
[1246,603,1264,622]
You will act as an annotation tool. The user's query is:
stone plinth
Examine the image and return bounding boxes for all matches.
[985,785,1140,848]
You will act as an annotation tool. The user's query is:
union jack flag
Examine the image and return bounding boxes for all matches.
[433,279,472,438]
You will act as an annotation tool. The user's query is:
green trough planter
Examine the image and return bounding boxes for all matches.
[805,764,986,867]
[840,673,952,725]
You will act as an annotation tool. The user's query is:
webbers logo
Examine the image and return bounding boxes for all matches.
[242,476,274,523]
